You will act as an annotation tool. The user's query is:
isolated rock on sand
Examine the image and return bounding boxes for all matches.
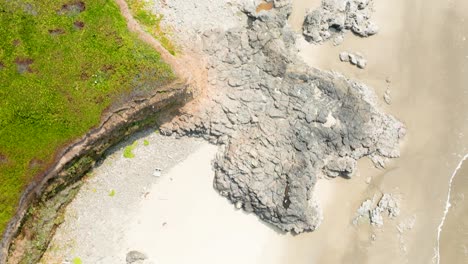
[126,251,147,264]
[384,89,392,104]
[161,1,404,233]
[354,193,401,227]
[303,0,379,44]
[339,51,367,69]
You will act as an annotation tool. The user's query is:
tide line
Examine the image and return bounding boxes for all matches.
[433,153,468,264]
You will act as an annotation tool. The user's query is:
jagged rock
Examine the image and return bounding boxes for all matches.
[370,207,384,227]
[339,51,350,62]
[340,51,367,69]
[353,193,401,227]
[162,3,404,233]
[303,0,379,44]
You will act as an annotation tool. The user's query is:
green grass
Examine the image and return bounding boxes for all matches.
[108,189,116,197]
[143,139,149,146]
[72,257,83,264]
[0,0,175,235]
[126,0,177,55]
[123,141,137,158]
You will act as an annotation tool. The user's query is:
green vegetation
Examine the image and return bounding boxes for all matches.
[126,0,177,55]
[72,257,83,264]
[143,139,149,146]
[123,141,137,158]
[0,0,175,234]
[108,189,116,197]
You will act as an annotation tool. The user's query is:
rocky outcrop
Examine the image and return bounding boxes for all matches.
[303,0,378,44]
[354,193,401,227]
[1,81,191,264]
[161,3,404,233]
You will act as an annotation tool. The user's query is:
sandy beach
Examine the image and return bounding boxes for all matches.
[39,0,468,263]
[291,0,468,262]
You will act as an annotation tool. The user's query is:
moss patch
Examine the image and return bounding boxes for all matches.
[123,141,137,158]
[0,0,175,234]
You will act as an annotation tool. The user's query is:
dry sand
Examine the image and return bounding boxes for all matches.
[40,134,340,264]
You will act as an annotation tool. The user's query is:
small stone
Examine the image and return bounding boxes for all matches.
[126,251,147,264]
[235,201,243,209]
[365,177,371,184]
[357,58,367,69]
[349,54,358,65]
[384,89,391,105]
[153,168,162,177]
[339,52,350,62]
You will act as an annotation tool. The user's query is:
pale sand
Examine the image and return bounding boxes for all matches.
[41,133,342,264]
[290,0,468,263]
[123,144,292,264]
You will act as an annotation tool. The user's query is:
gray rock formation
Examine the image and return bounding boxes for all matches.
[303,0,379,44]
[354,193,401,227]
[161,3,404,233]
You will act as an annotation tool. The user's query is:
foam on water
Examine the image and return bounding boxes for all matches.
[433,153,468,264]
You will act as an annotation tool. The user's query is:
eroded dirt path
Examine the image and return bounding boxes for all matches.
[114,0,208,97]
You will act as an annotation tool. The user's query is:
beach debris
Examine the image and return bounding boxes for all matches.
[303,0,379,44]
[384,89,392,105]
[126,251,147,264]
[153,168,162,177]
[353,193,401,227]
[339,51,367,69]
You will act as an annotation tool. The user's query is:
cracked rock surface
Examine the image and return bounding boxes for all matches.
[303,0,379,44]
[161,2,404,233]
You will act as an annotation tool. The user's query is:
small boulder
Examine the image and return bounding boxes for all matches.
[126,251,147,264]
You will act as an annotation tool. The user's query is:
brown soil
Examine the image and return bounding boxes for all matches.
[0,154,8,165]
[256,2,274,12]
[0,61,4,70]
[12,40,21,47]
[28,159,44,170]
[48,28,65,36]
[59,1,86,15]
[73,21,85,30]
[14,58,34,74]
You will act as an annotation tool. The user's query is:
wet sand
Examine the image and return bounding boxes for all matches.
[290,0,468,263]
[440,157,468,263]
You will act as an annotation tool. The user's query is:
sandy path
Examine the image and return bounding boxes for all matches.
[290,0,468,263]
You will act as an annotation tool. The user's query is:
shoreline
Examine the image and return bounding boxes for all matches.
[7,0,468,263]
[291,0,468,262]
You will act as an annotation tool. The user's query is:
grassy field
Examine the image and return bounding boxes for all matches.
[0,0,175,234]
